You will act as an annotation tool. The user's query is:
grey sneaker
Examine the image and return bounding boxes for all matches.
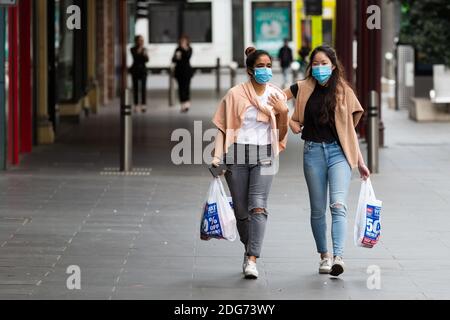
[319,258,332,274]
[244,261,259,279]
[330,256,345,277]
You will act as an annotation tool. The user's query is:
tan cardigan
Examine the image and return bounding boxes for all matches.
[212,81,289,157]
[291,78,364,169]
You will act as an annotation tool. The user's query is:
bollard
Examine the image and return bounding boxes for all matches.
[367,90,379,174]
[120,88,133,172]
[216,58,221,95]
[168,65,175,107]
[229,61,238,89]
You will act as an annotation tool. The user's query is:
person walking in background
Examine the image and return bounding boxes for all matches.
[298,46,311,76]
[172,35,194,113]
[285,45,370,277]
[130,35,149,113]
[278,39,293,88]
[211,47,290,280]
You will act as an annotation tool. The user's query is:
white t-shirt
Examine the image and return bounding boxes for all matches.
[237,86,275,146]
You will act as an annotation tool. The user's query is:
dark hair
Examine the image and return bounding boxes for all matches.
[305,45,348,125]
[134,35,143,43]
[245,46,272,71]
[245,47,273,76]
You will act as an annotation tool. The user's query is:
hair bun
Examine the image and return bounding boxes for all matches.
[245,47,257,57]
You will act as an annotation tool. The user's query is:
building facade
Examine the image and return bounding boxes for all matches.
[0,0,135,170]
[138,0,337,69]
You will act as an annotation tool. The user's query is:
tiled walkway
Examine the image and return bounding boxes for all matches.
[1,74,450,300]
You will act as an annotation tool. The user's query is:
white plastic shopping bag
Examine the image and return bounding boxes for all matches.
[354,178,383,248]
[200,178,237,242]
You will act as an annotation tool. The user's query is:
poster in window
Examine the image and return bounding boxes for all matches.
[253,4,291,57]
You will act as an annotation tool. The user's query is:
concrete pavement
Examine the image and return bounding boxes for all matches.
[1,72,450,300]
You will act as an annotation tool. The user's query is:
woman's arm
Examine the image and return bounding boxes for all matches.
[143,48,149,63]
[357,146,370,180]
[283,86,303,135]
[353,122,370,180]
[284,88,294,101]
[211,130,225,168]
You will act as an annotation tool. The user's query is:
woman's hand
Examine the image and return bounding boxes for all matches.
[358,161,371,181]
[289,119,302,135]
[211,157,226,176]
[211,156,221,168]
[268,94,288,115]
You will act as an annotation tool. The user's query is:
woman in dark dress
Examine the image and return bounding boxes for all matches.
[172,35,193,113]
[130,35,149,113]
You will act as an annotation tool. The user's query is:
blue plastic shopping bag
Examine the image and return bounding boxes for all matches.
[200,178,237,241]
[354,178,382,248]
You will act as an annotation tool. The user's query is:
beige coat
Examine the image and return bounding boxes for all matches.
[212,81,289,157]
[291,78,365,169]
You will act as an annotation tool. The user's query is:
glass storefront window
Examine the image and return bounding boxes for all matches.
[322,19,333,46]
[149,3,212,44]
[183,3,212,43]
[149,4,179,44]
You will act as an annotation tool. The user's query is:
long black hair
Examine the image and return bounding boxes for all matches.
[305,45,348,125]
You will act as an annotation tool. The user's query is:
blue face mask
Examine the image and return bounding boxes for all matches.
[312,65,333,84]
[254,67,273,84]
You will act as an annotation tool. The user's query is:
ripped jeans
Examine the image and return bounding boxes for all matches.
[303,141,352,257]
[224,144,274,258]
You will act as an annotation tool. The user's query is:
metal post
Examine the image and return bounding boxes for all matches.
[169,66,175,107]
[120,89,133,172]
[216,57,221,95]
[367,90,379,174]
[229,61,238,89]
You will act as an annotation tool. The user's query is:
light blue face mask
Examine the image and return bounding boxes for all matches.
[312,65,333,84]
[254,67,273,84]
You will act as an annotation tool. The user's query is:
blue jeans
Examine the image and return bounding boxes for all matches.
[303,141,352,257]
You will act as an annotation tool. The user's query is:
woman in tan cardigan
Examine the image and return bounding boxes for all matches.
[285,45,370,277]
[211,47,289,279]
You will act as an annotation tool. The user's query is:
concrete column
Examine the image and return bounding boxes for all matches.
[106,0,115,101]
[381,0,397,77]
[0,8,7,169]
[335,0,355,84]
[19,0,33,153]
[356,0,383,145]
[96,0,106,106]
[35,0,54,145]
[87,0,99,114]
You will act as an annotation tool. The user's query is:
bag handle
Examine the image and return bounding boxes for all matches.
[366,178,377,200]
[216,177,228,198]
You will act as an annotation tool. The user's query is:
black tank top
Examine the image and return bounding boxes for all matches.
[290,83,340,144]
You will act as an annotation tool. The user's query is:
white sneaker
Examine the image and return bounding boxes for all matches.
[319,258,332,274]
[330,256,345,277]
[244,261,259,279]
[242,254,249,273]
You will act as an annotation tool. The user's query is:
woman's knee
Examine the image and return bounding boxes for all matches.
[251,208,266,214]
[330,201,347,217]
